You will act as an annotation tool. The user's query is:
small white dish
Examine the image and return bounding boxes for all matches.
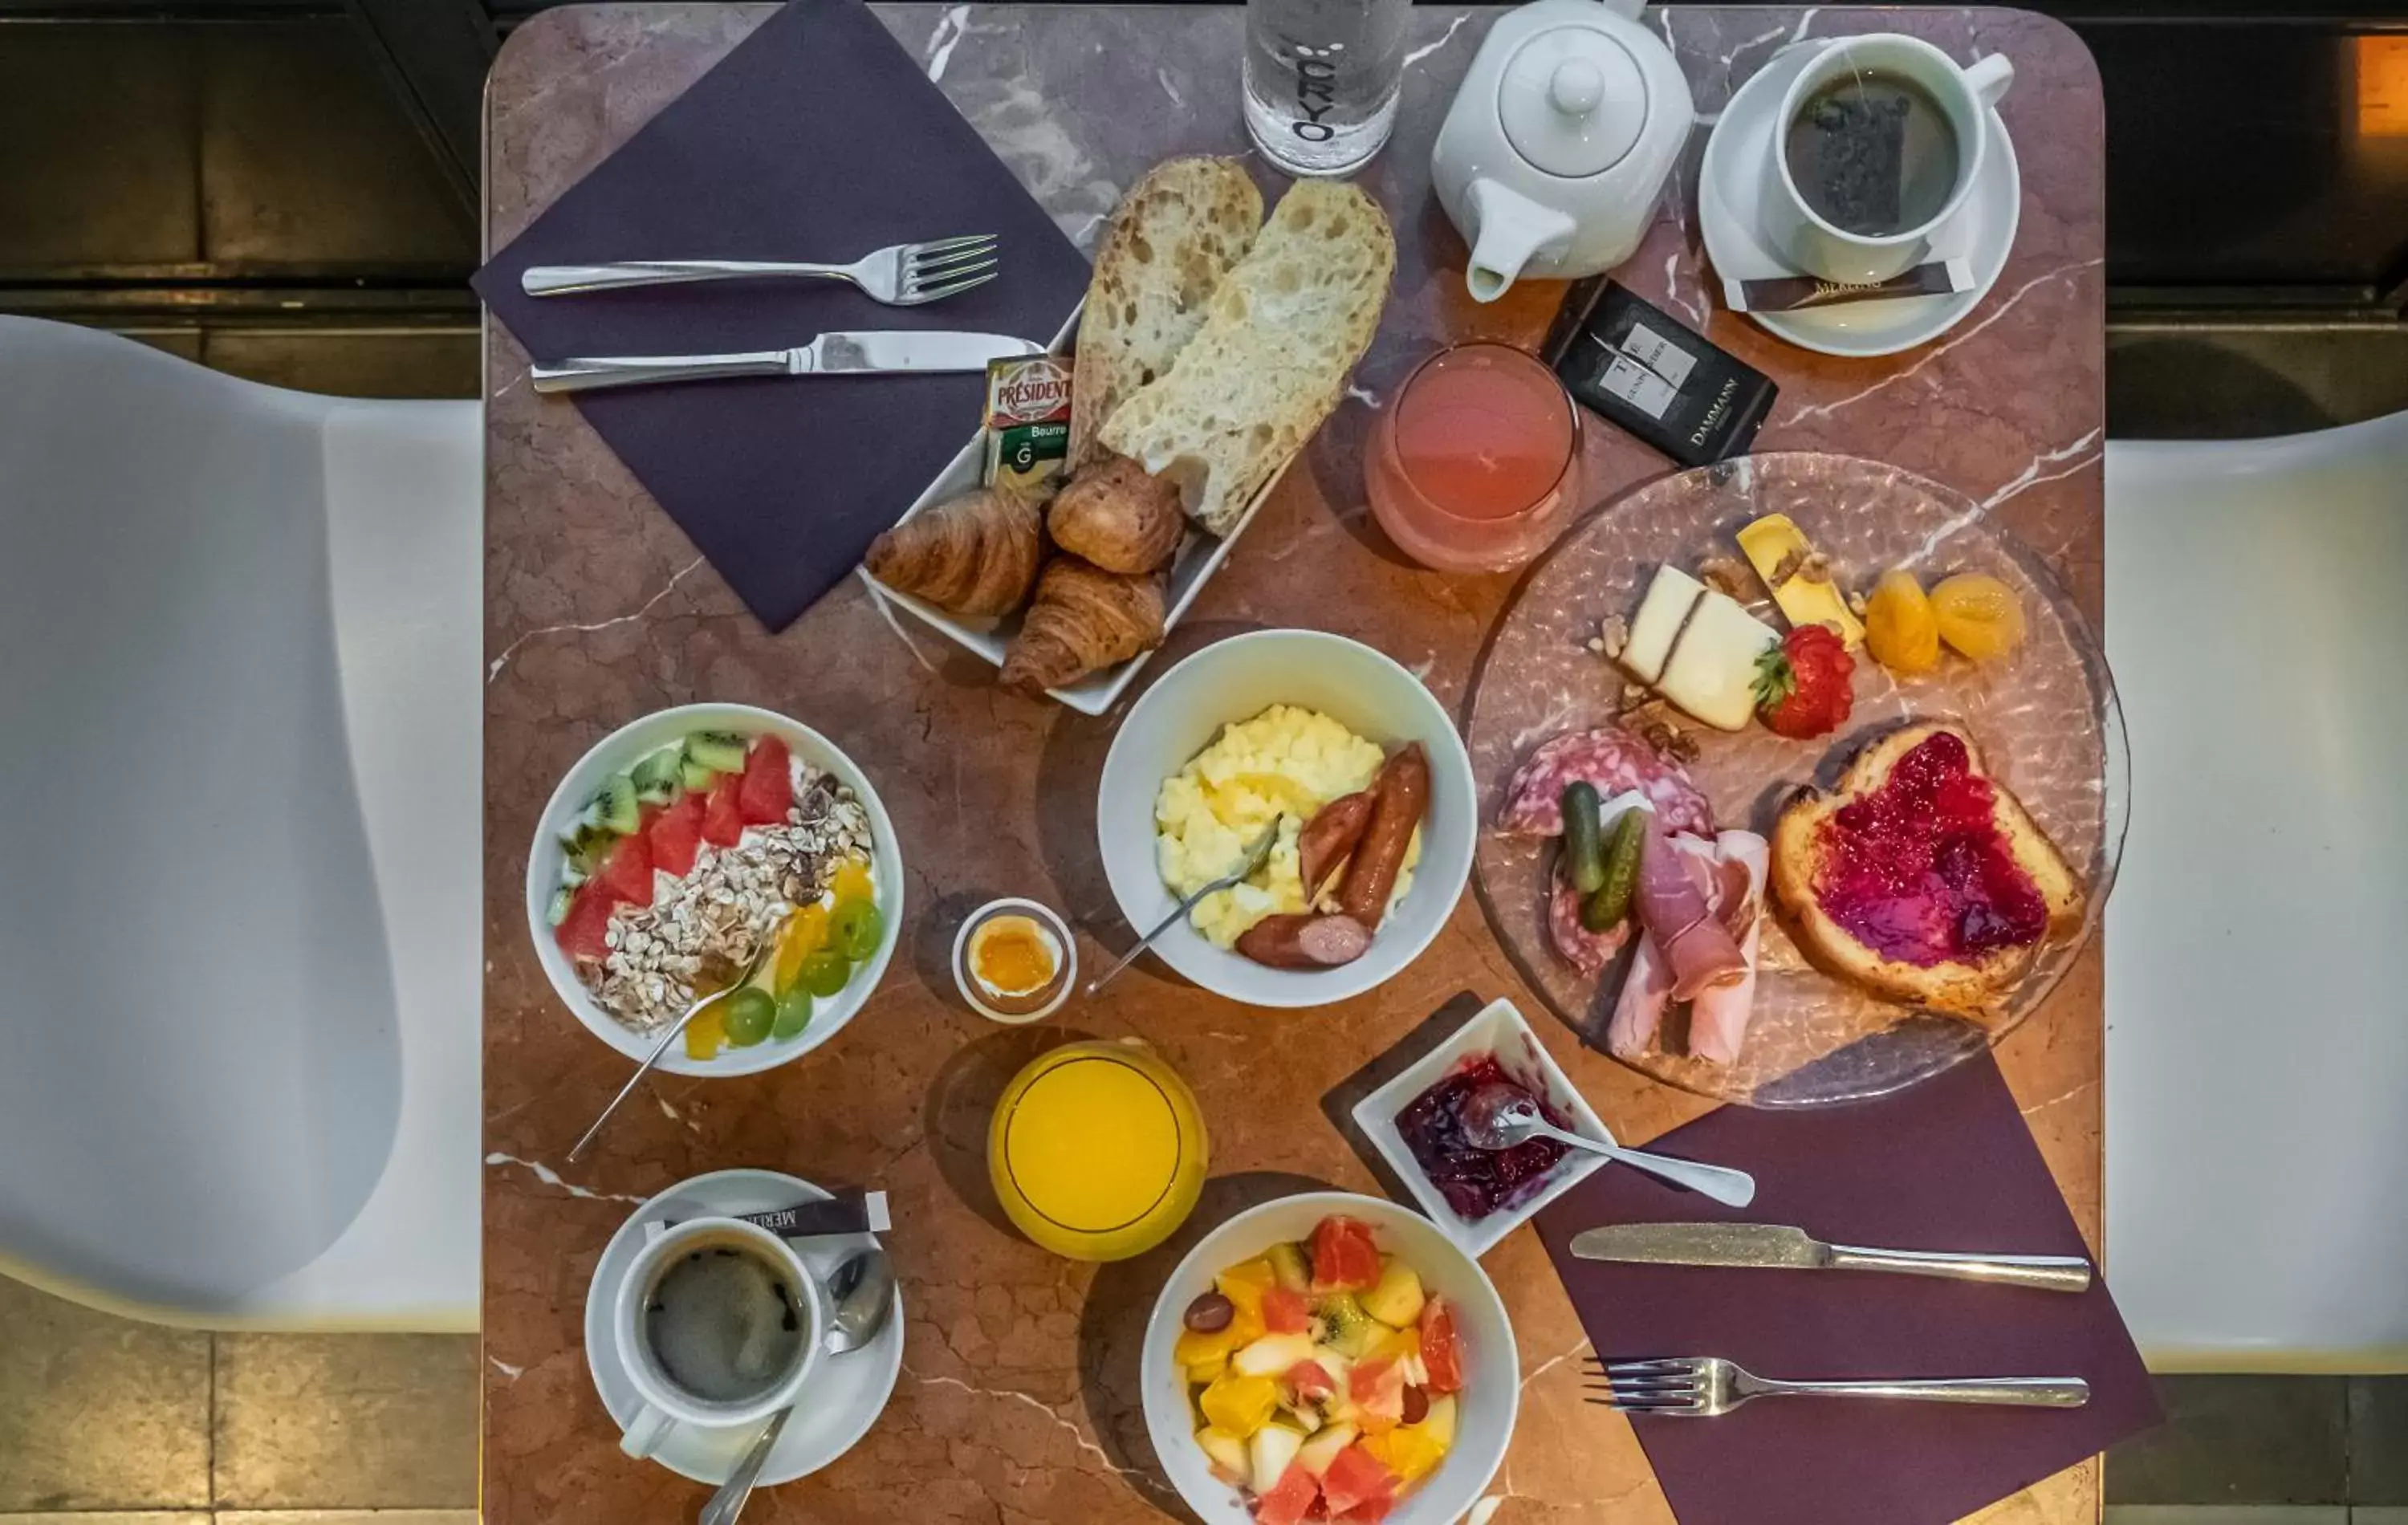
[1352,998,1613,1258]
[525,702,905,1078]
[950,897,1076,1023]
[858,306,1296,718]
[1096,629,1477,1009]
[1698,39,2022,358]
[584,1167,903,1487]
[1139,1191,1516,1525]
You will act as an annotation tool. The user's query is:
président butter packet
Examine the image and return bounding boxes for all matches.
[983,353,1072,496]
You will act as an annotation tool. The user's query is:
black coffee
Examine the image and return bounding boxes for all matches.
[641,1241,805,1403]
[1783,69,1961,238]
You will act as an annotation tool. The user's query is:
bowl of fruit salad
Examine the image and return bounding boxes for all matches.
[1141,1193,1517,1525]
[526,703,903,1077]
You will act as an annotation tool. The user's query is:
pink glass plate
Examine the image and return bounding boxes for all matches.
[1466,453,2128,1108]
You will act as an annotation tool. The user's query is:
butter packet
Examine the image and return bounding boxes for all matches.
[982,353,1073,496]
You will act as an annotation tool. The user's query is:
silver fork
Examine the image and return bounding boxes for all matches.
[519,235,999,303]
[1588,1356,2090,1416]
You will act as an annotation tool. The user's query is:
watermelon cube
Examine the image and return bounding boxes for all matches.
[596,832,656,908]
[701,779,746,847]
[736,734,793,826]
[647,792,705,878]
[1253,1464,1320,1525]
[554,884,616,962]
[1317,1445,1397,1518]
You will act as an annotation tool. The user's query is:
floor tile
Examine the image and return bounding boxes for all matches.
[2108,1376,2349,1506]
[210,1334,478,1510]
[2109,1503,2350,1512]
[2354,1511,2408,1523]
[198,20,472,269]
[2351,1379,2408,1504]
[0,26,202,272]
[0,1515,209,1525]
[201,330,479,400]
[0,1279,212,1511]
[217,1503,484,1512]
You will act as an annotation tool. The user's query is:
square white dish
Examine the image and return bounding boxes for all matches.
[1352,997,1613,1258]
[856,305,1295,717]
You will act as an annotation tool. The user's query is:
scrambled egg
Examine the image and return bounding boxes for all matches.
[1155,705,1422,948]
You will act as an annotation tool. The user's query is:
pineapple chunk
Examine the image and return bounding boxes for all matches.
[1362,1259,1426,1328]
[1196,1425,1248,1482]
[1421,1393,1458,1451]
[1174,1324,1244,1369]
[1294,1420,1361,1478]
[1232,1331,1317,1379]
[1216,1257,1279,1320]
[1249,1422,1306,1494]
[1198,1372,1278,1439]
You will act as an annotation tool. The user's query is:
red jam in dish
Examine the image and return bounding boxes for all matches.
[1812,730,2050,967]
[1396,1055,1570,1221]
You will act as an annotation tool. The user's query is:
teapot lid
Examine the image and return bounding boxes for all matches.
[1499,24,1650,179]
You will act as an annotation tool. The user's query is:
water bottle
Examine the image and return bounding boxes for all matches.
[1243,0,1414,177]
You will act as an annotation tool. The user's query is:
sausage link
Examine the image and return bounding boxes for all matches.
[1236,913,1374,970]
[1336,742,1430,929]
[1296,791,1375,901]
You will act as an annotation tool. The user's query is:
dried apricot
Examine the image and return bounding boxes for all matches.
[1864,570,1942,674]
[1930,573,2027,661]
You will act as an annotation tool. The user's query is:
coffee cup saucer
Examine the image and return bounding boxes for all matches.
[1698,40,2021,358]
[584,1167,903,1486]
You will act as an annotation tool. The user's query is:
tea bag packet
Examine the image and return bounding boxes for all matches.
[1542,281,1776,468]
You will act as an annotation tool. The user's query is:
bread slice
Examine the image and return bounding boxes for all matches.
[1770,722,2085,1020]
[1067,158,1263,470]
[1099,181,1396,536]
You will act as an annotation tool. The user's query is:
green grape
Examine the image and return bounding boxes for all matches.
[830,898,884,961]
[719,987,775,1047]
[797,950,852,998]
[771,985,813,1040]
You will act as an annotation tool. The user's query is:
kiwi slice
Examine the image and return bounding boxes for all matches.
[678,758,718,793]
[629,746,684,795]
[685,730,750,774]
[633,779,677,807]
[561,823,616,876]
[545,885,575,927]
[592,773,641,836]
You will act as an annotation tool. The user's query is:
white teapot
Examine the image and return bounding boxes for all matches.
[1432,0,1694,302]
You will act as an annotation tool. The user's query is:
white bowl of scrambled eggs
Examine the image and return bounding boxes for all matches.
[1097,630,1475,1007]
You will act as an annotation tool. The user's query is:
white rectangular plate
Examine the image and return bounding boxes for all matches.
[857,303,1294,717]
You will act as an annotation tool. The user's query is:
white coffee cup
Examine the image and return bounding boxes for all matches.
[1760,34,2013,285]
[613,1216,824,1460]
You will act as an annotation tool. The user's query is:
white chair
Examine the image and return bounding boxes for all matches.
[2105,408,2408,1371]
[0,316,482,1330]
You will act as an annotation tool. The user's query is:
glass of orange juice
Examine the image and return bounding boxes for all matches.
[1364,341,1584,574]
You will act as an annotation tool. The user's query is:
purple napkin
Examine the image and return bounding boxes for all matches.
[1533,1052,2158,1525]
[474,0,1092,630]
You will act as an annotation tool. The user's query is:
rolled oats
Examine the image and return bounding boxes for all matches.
[579,761,874,1035]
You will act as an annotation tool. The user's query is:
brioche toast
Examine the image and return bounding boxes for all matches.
[1770,722,2084,1020]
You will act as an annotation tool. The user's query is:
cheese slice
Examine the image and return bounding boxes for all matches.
[1735,512,1865,648]
[1617,564,1781,730]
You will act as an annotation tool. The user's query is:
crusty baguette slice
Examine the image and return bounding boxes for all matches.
[1067,158,1263,470]
[1770,722,2085,1021]
[1099,181,1396,536]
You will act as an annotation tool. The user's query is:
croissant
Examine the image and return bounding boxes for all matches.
[862,488,1042,616]
[999,557,1167,693]
[1047,456,1186,575]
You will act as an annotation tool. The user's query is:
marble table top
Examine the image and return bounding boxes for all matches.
[480,6,2108,1521]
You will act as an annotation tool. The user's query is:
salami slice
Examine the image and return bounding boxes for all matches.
[1547,871,1629,977]
[1497,727,1715,839]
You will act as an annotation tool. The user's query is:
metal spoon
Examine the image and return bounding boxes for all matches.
[824,1246,897,1355]
[1085,818,1284,997]
[568,944,771,1162]
[695,1250,894,1525]
[1460,1083,1759,1208]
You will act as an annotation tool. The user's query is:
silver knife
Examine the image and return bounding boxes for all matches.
[528,331,1040,393]
[1570,1222,2093,1294]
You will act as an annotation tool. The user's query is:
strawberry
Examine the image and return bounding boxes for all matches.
[1754,624,1856,739]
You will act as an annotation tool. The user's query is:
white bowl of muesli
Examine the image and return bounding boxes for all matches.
[527,703,904,1077]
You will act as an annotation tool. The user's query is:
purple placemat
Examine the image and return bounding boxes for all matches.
[1533,1052,2158,1525]
[474,0,1092,631]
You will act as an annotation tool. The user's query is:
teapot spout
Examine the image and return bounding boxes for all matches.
[1464,180,1580,303]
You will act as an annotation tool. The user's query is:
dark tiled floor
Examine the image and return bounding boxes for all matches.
[2105,1377,2408,1510]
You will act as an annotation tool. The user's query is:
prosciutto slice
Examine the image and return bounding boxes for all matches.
[1633,815,1748,1001]
[1608,829,1770,1063]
